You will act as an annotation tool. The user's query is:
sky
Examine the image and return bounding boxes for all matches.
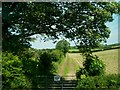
[30,14,119,49]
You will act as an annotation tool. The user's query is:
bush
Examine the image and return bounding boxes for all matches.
[51,50,64,63]
[76,74,120,89]
[38,51,53,75]
[20,51,38,76]
[76,68,88,79]
[83,54,105,76]
[37,49,64,75]
[76,54,105,79]
[10,75,31,88]
[76,77,96,89]
[2,52,31,88]
[38,50,61,75]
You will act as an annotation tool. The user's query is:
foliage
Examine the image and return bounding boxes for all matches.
[2,52,31,88]
[2,2,62,54]
[9,75,31,89]
[20,49,62,74]
[60,2,120,54]
[3,2,120,54]
[76,54,105,79]
[51,49,64,63]
[2,49,65,88]
[19,50,38,76]
[17,48,44,88]
[76,74,120,89]
[2,49,64,88]
[84,54,105,76]
[56,39,70,56]
[76,68,88,79]
[2,2,120,89]
[39,51,53,75]
[37,50,61,75]
[69,43,120,53]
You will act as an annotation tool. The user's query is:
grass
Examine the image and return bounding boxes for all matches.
[56,56,65,75]
[63,55,70,76]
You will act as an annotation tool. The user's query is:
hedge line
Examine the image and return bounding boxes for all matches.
[69,46,120,53]
[76,74,120,89]
[2,49,64,89]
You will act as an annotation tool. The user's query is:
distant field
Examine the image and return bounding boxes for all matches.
[69,46,120,53]
[69,49,79,52]
[57,49,119,79]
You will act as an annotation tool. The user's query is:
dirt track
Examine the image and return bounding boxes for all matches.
[57,53,84,80]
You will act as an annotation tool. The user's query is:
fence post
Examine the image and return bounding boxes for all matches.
[62,77,63,90]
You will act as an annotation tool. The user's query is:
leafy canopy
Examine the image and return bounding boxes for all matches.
[59,2,119,53]
[2,2,120,54]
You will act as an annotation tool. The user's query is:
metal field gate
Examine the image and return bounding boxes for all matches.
[35,75,77,90]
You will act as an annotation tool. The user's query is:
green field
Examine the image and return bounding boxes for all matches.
[69,49,79,52]
[57,49,119,79]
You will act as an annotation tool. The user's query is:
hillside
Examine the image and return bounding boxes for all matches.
[57,49,119,80]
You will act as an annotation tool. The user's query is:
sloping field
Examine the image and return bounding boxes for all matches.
[93,49,119,75]
[57,49,119,79]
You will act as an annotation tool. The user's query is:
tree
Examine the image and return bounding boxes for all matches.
[2,2,120,54]
[2,2,62,54]
[56,39,70,56]
[58,2,120,55]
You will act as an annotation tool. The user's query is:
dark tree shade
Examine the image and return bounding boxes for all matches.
[2,2,120,54]
[2,2,62,54]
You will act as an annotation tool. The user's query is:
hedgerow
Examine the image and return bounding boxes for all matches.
[2,52,31,89]
[76,74,120,89]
